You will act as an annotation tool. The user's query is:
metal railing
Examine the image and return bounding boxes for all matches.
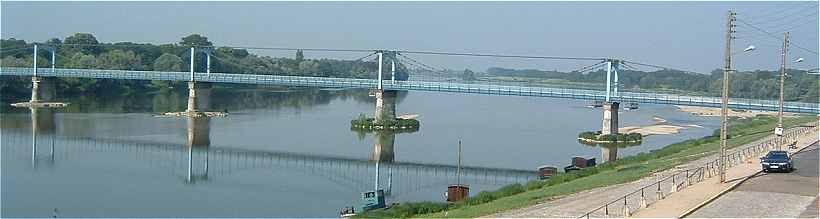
[579,125,818,218]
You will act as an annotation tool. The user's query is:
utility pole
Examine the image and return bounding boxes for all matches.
[777,32,789,151]
[720,10,736,183]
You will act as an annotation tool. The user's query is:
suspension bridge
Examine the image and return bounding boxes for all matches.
[2,43,818,114]
[1,65,817,113]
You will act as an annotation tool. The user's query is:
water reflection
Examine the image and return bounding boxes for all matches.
[186,116,210,183]
[578,140,641,163]
[29,107,56,168]
[3,87,408,114]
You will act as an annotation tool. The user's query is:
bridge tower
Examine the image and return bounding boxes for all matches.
[13,45,64,168]
[185,47,217,115]
[601,59,622,135]
[373,51,398,124]
[13,44,67,109]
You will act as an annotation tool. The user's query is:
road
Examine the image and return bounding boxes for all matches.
[690,141,819,218]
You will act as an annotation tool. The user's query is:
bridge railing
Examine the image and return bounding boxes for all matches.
[1,67,817,113]
[578,125,817,218]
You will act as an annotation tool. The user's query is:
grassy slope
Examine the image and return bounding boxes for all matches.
[413,115,816,218]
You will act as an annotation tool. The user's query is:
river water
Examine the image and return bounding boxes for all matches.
[1,87,719,217]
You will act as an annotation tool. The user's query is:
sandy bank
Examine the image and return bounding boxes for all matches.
[676,105,795,119]
[620,124,685,136]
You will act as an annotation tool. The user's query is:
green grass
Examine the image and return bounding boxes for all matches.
[355,115,816,218]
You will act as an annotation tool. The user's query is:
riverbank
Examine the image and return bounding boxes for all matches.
[357,115,815,218]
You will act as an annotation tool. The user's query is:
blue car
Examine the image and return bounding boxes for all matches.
[760,150,793,173]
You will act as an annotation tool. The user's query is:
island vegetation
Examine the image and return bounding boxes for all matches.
[577,131,643,143]
[350,113,420,131]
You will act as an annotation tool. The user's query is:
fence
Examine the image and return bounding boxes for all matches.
[579,125,818,218]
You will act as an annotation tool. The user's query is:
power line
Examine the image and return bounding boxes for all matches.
[568,60,606,73]
[622,60,703,75]
[0,46,34,54]
[353,52,377,62]
[745,4,819,26]
[219,46,373,53]
[741,2,816,22]
[737,19,819,55]
[397,50,604,61]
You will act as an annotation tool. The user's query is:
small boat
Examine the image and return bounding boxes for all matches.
[339,189,386,218]
[339,206,356,218]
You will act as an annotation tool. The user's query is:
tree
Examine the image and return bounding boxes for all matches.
[97,50,142,70]
[298,60,319,76]
[462,69,476,81]
[295,49,304,63]
[46,38,62,45]
[0,56,28,67]
[68,53,97,69]
[151,53,183,89]
[63,33,100,54]
[152,53,183,71]
[180,34,212,47]
[1,38,29,58]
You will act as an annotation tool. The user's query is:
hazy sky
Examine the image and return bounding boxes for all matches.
[2,1,818,73]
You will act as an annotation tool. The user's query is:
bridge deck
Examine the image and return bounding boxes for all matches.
[2,67,816,113]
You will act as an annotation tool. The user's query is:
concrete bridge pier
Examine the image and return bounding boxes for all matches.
[29,77,57,103]
[601,102,620,135]
[374,90,397,124]
[186,81,212,113]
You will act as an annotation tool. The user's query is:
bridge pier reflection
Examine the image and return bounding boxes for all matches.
[186,115,211,183]
[29,107,57,168]
[601,145,618,163]
[371,131,396,196]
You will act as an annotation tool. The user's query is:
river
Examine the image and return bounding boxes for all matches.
[1,86,719,217]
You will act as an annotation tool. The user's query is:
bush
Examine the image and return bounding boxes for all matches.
[465,191,498,205]
[495,183,525,197]
[357,202,448,218]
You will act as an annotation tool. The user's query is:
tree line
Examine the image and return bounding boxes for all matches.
[1,33,408,98]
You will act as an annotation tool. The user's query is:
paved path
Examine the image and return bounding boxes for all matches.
[630,128,818,218]
[689,142,819,218]
[491,125,817,218]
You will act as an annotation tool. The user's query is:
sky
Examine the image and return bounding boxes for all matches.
[2,1,818,73]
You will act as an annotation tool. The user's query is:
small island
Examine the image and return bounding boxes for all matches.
[577,131,643,144]
[351,113,420,131]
